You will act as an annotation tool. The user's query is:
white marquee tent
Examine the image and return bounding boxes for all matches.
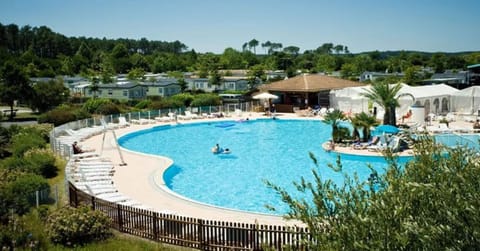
[330,83,458,119]
[451,86,480,115]
[405,84,459,115]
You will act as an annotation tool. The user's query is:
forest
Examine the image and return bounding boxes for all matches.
[1,22,480,83]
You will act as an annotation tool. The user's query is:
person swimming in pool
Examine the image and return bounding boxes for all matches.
[212,143,220,154]
[212,144,231,154]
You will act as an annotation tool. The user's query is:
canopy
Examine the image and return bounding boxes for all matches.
[253,92,278,100]
[451,86,480,115]
[330,83,458,117]
[374,124,400,134]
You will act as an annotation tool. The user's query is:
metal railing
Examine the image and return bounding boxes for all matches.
[69,183,310,250]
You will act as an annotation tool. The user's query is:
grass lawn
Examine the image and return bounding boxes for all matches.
[47,231,195,251]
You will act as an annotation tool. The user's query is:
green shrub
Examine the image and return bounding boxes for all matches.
[0,156,29,171]
[149,98,184,109]
[10,133,46,157]
[0,172,50,218]
[82,98,112,114]
[38,105,91,126]
[190,93,221,107]
[0,211,50,250]
[38,107,76,126]
[0,126,13,158]
[96,102,121,115]
[8,124,53,142]
[47,206,112,247]
[24,148,58,178]
[134,99,152,109]
[171,93,194,107]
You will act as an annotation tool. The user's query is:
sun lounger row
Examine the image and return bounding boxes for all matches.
[78,185,118,195]
[62,127,104,141]
[131,118,156,124]
[102,116,130,129]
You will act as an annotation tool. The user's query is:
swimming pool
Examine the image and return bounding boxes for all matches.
[118,119,410,215]
[435,133,480,151]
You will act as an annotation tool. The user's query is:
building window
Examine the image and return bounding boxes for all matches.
[158,88,163,94]
[123,90,128,96]
[108,89,113,95]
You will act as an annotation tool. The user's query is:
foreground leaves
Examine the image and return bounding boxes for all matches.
[267,136,480,250]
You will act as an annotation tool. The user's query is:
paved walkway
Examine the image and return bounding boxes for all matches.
[81,113,305,226]
[79,112,476,226]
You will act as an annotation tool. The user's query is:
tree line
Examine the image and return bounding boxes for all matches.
[1,22,480,82]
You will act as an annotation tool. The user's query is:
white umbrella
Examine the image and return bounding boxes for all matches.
[252,92,278,100]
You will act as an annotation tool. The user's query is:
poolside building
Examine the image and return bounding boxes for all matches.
[259,73,364,112]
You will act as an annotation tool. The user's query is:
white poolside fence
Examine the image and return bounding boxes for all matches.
[50,102,255,157]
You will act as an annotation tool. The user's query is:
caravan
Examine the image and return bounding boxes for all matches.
[219,93,244,103]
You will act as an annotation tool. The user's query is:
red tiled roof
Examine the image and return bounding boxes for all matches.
[261,74,364,92]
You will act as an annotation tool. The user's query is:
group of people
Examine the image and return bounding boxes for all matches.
[263,100,276,116]
[211,143,231,154]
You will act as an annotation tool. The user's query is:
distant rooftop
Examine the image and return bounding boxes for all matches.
[467,63,480,69]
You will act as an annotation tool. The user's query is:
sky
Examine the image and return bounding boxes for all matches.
[1,0,479,54]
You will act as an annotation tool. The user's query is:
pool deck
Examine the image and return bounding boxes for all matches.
[78,112,476,226]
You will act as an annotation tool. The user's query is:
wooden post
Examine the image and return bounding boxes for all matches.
[153,212,159,241]
[91,195,95,211]
[117,204,123,232]
[198,219,204,250]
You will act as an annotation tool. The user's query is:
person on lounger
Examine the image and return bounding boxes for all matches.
[72,141,84,154]
[402,110,412,123]
[72,141,94,154]
[474,120,480,130]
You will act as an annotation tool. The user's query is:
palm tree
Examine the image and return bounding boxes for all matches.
[242,42,248,52]
[261,41,272,55]
[248,39,259,54]
[350,112,379,142]
[323,109,347,143]
[361,82,413,126]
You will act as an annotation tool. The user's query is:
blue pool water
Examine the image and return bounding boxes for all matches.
[118,119,410,215]
[435,134,480,151]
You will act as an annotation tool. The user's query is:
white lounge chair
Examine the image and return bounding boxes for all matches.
[432,123,451,133]
[131,118,151,125]
[178,111,193,120]
[156,112,176,122]
[234,109,243,117]
[74,180,113,186]
[202,113,216,119]
[83,187,118,195]
[445,113,455,122]
[185,110,200,119]
[118,116,130,127]
[74,175,113,182]
[96,193,130,202]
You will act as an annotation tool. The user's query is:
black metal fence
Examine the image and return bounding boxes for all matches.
[69,182,310,250]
